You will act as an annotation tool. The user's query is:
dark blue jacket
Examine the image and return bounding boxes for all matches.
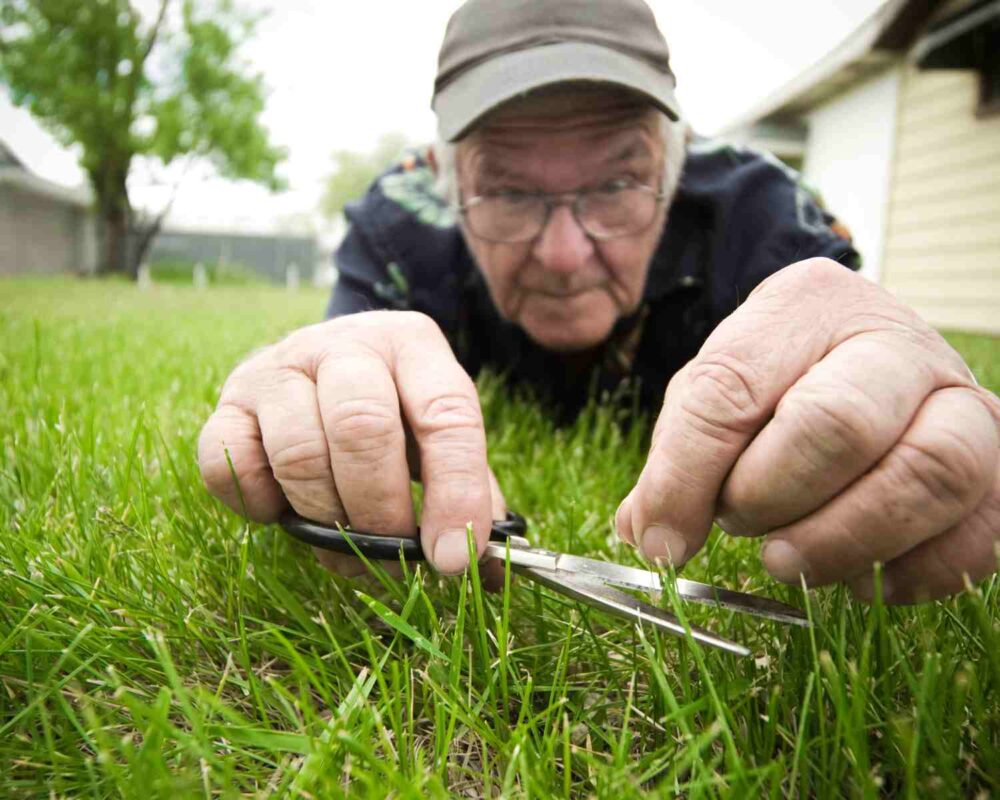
[327,141,859,417]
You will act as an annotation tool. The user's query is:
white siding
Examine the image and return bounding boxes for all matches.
[0,183,90,275]
[802,66,901,283]
[882,65,1000,334]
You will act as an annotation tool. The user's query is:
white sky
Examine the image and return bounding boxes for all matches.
[1,0,886,233]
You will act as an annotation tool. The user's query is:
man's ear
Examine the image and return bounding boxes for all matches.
[426,146,438,176]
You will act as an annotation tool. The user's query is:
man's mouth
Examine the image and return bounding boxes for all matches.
[524,284,602,299]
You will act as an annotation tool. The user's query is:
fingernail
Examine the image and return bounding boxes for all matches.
[616,499,636,546]
[433,528,471,575]
[761,540,810,585]
[639,525,688,566]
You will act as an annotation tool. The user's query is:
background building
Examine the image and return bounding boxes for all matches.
[724,0,999,334]
[0,139,96,275]
[148,228,320,284]
[0,138,323,284]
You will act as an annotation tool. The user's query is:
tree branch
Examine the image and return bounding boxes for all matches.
[139,0,172,65]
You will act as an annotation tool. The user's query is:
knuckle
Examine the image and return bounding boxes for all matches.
[780,257,850,292]
[268,435,331,482]
[342,310,442,346]
[779,382,881,467]
[397,310,443,339]
[326,397,403,460]
[888,434,986,513]
[414,391,483,439]
[750,257,858,308]
[275,322,340,370]
[680,355,762,440]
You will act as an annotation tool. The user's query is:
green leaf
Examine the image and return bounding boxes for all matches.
[206,725,310,754]
[354,590,450,663]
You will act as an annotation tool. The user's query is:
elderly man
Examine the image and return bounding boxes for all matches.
[199,0,1000,604]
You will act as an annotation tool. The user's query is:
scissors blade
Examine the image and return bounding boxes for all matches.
[514,565,750,657]
[548,554,810,627]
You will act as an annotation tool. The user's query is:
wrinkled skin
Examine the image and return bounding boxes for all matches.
[199,90,1000,603]
[616,259,1000,603]
[455,92,668,352]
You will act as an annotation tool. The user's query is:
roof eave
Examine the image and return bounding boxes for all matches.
[720,0,936,134]
[0,167,93,208]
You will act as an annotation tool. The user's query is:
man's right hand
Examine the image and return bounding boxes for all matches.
[198,310,500,576]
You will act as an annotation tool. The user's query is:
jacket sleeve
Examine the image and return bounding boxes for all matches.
[325,153,462,322]
[325,219,400,319]
[696,146,861,322]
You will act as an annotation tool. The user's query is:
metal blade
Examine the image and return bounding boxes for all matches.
[514,565,750,657]
[553,553,809,627]
[484,543,810,627]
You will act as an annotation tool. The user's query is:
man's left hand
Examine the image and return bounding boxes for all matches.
[616,258,1000,603]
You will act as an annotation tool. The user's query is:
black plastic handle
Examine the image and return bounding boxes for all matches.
[279,510,527,561]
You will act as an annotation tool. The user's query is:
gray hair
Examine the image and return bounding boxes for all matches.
[432,111,688,216]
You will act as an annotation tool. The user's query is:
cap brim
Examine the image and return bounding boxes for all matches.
[433,41,681,142]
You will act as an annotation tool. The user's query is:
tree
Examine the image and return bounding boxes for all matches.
[320,132,409,220]
[0,0,285,276]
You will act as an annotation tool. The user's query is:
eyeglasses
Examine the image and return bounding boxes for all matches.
[458,178,666,243]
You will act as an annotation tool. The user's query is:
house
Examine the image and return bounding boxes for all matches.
[0,137,321,282]
[723,0,999,334]
[0,138,97,275]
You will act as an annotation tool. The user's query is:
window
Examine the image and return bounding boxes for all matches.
[914,1,1000,117]
[977,24,1000,116]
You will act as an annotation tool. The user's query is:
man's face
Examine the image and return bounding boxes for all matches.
[455,90,669,352]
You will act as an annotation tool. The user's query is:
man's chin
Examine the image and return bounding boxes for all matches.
[520,318,614,352]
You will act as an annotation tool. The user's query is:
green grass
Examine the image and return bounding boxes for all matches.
[1,277,997,798]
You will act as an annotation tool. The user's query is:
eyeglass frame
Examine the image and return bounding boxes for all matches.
[456,178,668,244]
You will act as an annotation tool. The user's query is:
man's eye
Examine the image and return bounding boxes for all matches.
[494,190,532,205]
[596,179,633,194]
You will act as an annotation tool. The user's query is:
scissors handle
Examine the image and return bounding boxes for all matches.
[279,510,527,561]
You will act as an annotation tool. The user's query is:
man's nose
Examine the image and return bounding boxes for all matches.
[531,204,595,274]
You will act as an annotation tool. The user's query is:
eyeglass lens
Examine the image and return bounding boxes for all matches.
[466,186,658,243]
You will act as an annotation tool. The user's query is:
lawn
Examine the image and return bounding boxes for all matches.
[1,277,997,798]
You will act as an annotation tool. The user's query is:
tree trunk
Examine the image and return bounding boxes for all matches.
[99,204,131,275]
[93,160,134,276]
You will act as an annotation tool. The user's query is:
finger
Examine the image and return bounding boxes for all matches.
[761,387,997,587]
[615,488,637,547]
[257,368,347,525]
[717,333,940,536]
[393,315,492,575]
[849,472,1000,604]
[316,350,416,543]
[618,259,975,567]
[850,389,1000,604]
[198,404,286,521]
[255,368,399,578]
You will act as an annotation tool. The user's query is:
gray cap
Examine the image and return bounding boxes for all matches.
[433,0,681,142]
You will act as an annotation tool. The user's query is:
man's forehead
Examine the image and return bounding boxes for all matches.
[459,87,663,177]
[471,135,655,184]
[473,85,660,135]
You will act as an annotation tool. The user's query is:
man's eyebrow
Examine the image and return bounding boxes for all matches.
[475,161,531,185]
[471,136,656,186]
[603,139,654,166]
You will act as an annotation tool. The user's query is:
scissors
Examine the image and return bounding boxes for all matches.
[280,510,810,657]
